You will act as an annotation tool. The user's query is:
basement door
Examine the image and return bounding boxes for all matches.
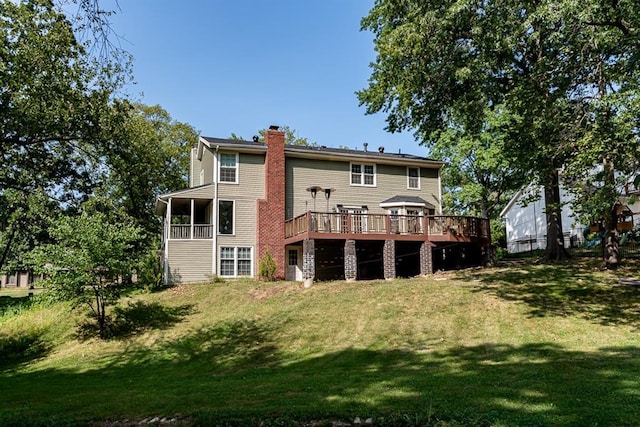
[286,248,303,281]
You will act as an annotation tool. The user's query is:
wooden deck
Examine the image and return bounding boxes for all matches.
[284,212,490,245]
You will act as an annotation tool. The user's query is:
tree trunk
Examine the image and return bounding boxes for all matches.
[602,157,619,269]
[543,170,570,261]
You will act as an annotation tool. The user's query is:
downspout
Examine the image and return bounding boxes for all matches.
[212,145,219,276]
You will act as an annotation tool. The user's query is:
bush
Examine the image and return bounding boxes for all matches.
[258,251,277,281]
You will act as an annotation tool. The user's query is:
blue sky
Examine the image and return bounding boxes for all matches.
[104,0,426,156]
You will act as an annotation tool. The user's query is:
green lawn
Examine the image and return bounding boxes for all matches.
[1,259,639,426]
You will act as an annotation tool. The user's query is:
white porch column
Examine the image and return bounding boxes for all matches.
[164,198,172,286]
[166,198,172,242]
[190,199,195,240]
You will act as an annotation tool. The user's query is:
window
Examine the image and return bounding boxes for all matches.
[199,169,204,186]
[219,153,238,183]
[218,200,234,234]
[220,247,235,276]
[237,247,252,276]
[407,167,420,189]
[220,246,253,277]
[288,249,298,266]
[350,163,376,186]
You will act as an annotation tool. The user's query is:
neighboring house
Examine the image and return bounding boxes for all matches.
[0,272,40,288]
[500,185,584,253]
[501,184,640,254]
[156,127,491,284]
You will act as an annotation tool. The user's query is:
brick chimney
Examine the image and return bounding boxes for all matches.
[256,126,286,279]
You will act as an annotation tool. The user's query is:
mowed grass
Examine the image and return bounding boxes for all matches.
[1,258,640,426]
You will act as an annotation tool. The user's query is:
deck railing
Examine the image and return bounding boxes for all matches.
[285,212,490,240]
[170,224,214,239]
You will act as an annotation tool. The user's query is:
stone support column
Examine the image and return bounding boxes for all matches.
[383,240,396,280]
[420,242,433,276]
[344,239,357,281]
[303,239,315,287]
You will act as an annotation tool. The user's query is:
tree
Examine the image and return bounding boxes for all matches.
[358,0,640,262]
[30,208,142,338]
[0,0,126,196]
[101,103,197,244]
[434,107,525,220]
[0,0,130,271]
[0,189,57,274]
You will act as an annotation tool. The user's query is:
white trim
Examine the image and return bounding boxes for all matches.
[407,166,421,190]
[438,169,443,215]
[380,201,428,209]
[217,199,235,236]
[218,246,254,278]
[190,199,195,240]
[218,152,239,184]
[212,146,219,276]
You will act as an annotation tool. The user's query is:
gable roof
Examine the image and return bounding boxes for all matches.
[198,136,444,169]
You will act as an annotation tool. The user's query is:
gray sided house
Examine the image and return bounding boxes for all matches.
[156,127,491,284]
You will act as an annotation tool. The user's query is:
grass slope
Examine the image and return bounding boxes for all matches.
[1,258,639,426]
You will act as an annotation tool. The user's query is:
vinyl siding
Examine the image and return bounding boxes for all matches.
[216,152,264,248]
[285,157,441,217]
[201,148,214,185]
[190,148,200,187]
[167,240,213,283]
[217,198,257,247]
[169,185,215,199]
[216,152,265,198]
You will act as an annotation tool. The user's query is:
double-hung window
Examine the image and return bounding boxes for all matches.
[350,163,376,186]
[407,167,420,190]
[220,246,253,277]
[219,153,238,183]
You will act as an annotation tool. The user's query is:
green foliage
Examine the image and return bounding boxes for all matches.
[102,103,197,245]
[136,248,163,290]
[0,0,126,197]
[0,0,135,273]
[258,251,277,281]
[436,107,525,219]
[29,209,142,338]
[207,274,225,284]
[359,0,640,260]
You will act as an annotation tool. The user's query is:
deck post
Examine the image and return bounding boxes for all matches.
[420,242,433,276]
[383,240,396,280]
[344,239,357,281]
[303,238,315,287]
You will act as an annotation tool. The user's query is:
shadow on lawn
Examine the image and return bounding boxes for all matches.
[460,260,640,328]
[109,301,196,338]
[2,320,639,425]
[76,301,196,340]
[0,330,50,372]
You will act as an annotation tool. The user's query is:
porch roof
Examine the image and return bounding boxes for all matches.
[155,183,215,215]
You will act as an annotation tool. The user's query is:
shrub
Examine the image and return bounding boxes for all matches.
[258,250,277,281]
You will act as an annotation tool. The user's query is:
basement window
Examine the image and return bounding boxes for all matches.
[220,246,253,277]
